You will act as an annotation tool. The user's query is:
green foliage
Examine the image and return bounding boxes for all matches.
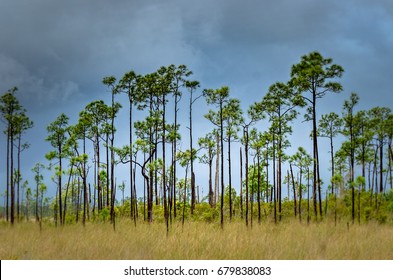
[192,202,219,223]
[376,213,388,224]
[99,208,110,222]
[243,165,266,195]
[290,51,344,100]
[387,202,393,212]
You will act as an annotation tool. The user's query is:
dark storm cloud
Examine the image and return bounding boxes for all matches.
[1,0,392,107]
[0,0,201,107]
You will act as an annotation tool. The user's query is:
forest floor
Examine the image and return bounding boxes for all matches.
[1,219,393,260]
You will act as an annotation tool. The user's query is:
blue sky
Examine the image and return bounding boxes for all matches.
[1,0,393,199]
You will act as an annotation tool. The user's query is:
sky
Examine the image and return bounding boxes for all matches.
[1,0,393,200]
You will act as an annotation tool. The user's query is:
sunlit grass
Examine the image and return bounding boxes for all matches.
[1,219,392,260]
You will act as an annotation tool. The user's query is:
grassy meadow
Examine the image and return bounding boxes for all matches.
[1,219,393,260]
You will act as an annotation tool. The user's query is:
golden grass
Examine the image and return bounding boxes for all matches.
[1,220,392,260]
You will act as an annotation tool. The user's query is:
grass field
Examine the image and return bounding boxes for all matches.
[1,219,393,260]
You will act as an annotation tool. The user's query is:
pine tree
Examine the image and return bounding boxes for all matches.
[291,51,344,219]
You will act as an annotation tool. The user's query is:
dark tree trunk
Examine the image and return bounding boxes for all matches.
[220,102,224,229]
[244,127,249,226]
[330,135,335,194]
[6,131,10,222]
[215,133,220,207]
[228,136,233,221]
[58,149,63,226]
[257,150,261,224]
[240,147,243,218]
[299,169,303,223]
[162,97,168,233]
[307,168,310,225]
[209,148,214,208]
[10,124,15,224]
[190,92,195,215]
[17,135,21,222]
[272,134,277,224]
[106,134,110,208]
[379,142,384,193]
[82,136,88,226]
[290,163,297,217]
[278,122,282,221]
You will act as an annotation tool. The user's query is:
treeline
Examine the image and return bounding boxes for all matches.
[1,52,393,228]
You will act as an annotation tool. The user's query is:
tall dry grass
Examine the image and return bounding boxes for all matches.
[1,220,392,260]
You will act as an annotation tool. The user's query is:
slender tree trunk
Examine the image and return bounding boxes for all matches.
[110,90,116,231]
[92,182,96,216]
[40,190,44,231]
[215,133,220,207]
[98,139,103,211]
[35,175,40,222]
[228,136,233,221]
[278,123,282,221]
[358,183,361,224]
[148,166,153,223]
[240,147,243,218]
[220,102,225,229]
[209,149,213,208]
[63,164,74,225]
[334,179,337,226]
[58,150,63,226]
[380,142,384,193]
[330,135,335,194]
[351,157,355,224]
[143,154,146,221]
[250,156,256,228]
[190,92,195,215]
[17,135,21,222]
[374,146,379,208]
[265,143,270,206]
[148,96,154,223]
[10,123,15,224]
[76,177,80,223]
[388,143,393,190]
[82,136,88,226]
[312,95,322,220]
[128,95,135,224]
[245,127,249,226]
[54,189,58,227]
[105,134,110,208]
[182,165,189,226]
[299,169,303,223]
[154,139,159,206]
[172,139,176,218]
[25,192,29,221]
[6,131,10,222]
[312,142,318,221]
[93,141,99,214]
[173,97,179,218]
[162,97,168,233]
[133,163,138,221]
[71,175,75,217]
[290,163,297,217]
[272,134,277,224]
[307,168,310,225]
[257,150,261,224]
[361,138,366,191]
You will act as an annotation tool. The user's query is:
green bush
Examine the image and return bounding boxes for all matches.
[376,213,388,224]
[364,207,373,222]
